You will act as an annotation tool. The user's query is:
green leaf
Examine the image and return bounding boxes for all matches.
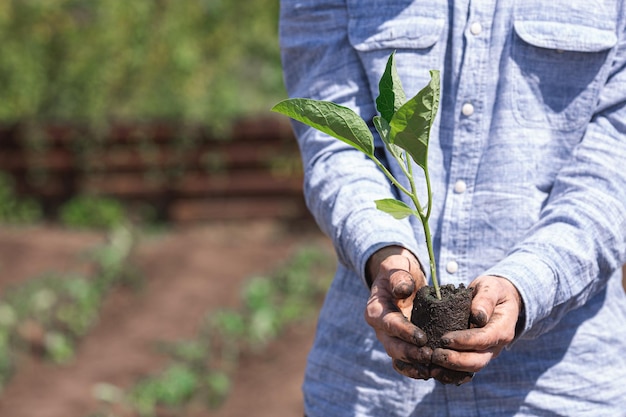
[388,70,440,170]
[375,198,415,219]
[376,52,406,123]
[373,115,402,159]
[272,98,374,156]
[373,115,390,142]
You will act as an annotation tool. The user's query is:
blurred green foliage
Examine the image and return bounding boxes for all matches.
[0,226,138,392]
[91,245,335,416]
[0,172,43,224]
[0,0,284,129]
[59,195,126,230]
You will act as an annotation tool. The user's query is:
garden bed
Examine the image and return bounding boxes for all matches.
[0,219,330,417]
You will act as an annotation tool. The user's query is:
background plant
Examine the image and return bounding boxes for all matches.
[0,171,42,225]
[59,195,127,230]
[0,0,283,130]
[89,245,335,417]
[0,0,289,226]
[0,225,139,392]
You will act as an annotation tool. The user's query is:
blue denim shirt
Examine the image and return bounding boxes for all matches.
[279,0,626,415]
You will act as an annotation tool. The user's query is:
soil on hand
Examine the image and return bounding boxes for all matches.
[411,284,474,385]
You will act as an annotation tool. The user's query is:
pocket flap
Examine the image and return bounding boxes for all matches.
[514,1,618,52]
[347,2,446,51]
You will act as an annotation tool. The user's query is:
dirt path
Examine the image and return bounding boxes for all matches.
[203,323,315,417]
[0,225,104,293]
[0,220,329,417]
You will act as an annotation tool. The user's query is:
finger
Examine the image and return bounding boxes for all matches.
[431,347,495,373]
[442,327,496,351]
[365,306,428,347]
[393,359,432,380]
[377,331,433,363]
[443,316,517,355]
[468,278,499,327]
[431,365,475,385]
[443,307,519,353]
[389,268,416,300]
[387,269,416,317]
[365,285,427,346]
[469,276,522,328]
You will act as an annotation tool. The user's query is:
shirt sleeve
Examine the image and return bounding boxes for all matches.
[278,0,420,285]
[484,26,626,339]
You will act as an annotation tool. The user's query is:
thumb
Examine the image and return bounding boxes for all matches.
[389,268,416,299]
[468,277,497,328]
[469,275,522,328]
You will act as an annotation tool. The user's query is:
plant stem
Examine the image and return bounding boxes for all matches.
[424,165,433,222]
[419,158,440,299]
[371,157,412,197]
[373,153,441,300]
[405,167,441,301]
[421,217,441,300]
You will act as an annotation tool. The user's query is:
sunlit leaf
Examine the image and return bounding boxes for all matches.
[272,98,374,156]
[373,115,389,141]
[375,198,415,219]
[373,115,402,159]
[388,70,440,170]
[376,51,406,123]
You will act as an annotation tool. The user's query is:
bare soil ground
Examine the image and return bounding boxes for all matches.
[0,220,329,417]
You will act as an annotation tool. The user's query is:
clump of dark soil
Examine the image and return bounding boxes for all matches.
[411,284,474,385]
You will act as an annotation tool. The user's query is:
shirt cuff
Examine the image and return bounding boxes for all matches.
[483,250,558,338]
[338,207,420,289]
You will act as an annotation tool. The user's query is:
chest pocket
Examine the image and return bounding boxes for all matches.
[510,0,618,131]
[346,0,447,98]
[346,0,446,51]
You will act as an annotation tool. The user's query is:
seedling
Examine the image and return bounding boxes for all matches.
[272,52,442,299]
[273,57,474,385]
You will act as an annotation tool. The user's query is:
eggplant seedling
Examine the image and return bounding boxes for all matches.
[272,52,442,299]
[273,53,476,385]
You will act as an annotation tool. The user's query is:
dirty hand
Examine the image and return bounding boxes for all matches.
[431,275,523,381]
[364,245,433,379]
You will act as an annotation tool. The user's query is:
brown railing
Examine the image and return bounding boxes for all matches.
[0,116,309,222]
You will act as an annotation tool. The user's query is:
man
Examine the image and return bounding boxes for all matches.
[279,0,626,415]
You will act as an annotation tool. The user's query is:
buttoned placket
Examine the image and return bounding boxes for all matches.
[439,5,487,287]
[439,2,495,414]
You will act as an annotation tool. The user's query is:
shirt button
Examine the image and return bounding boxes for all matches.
[470,22,483,36]
[446,261,459,274]
[454,180,467,194]
[462,102,475,116]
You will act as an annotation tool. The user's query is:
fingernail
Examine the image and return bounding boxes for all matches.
[413,329,427,346]
[432,350,448,365]
[440,337,451,347]
[412,346,432,362]
[471,311,488,327]
[392,283,413,299]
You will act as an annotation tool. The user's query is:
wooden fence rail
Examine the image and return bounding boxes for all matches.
[0,116,309,222]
